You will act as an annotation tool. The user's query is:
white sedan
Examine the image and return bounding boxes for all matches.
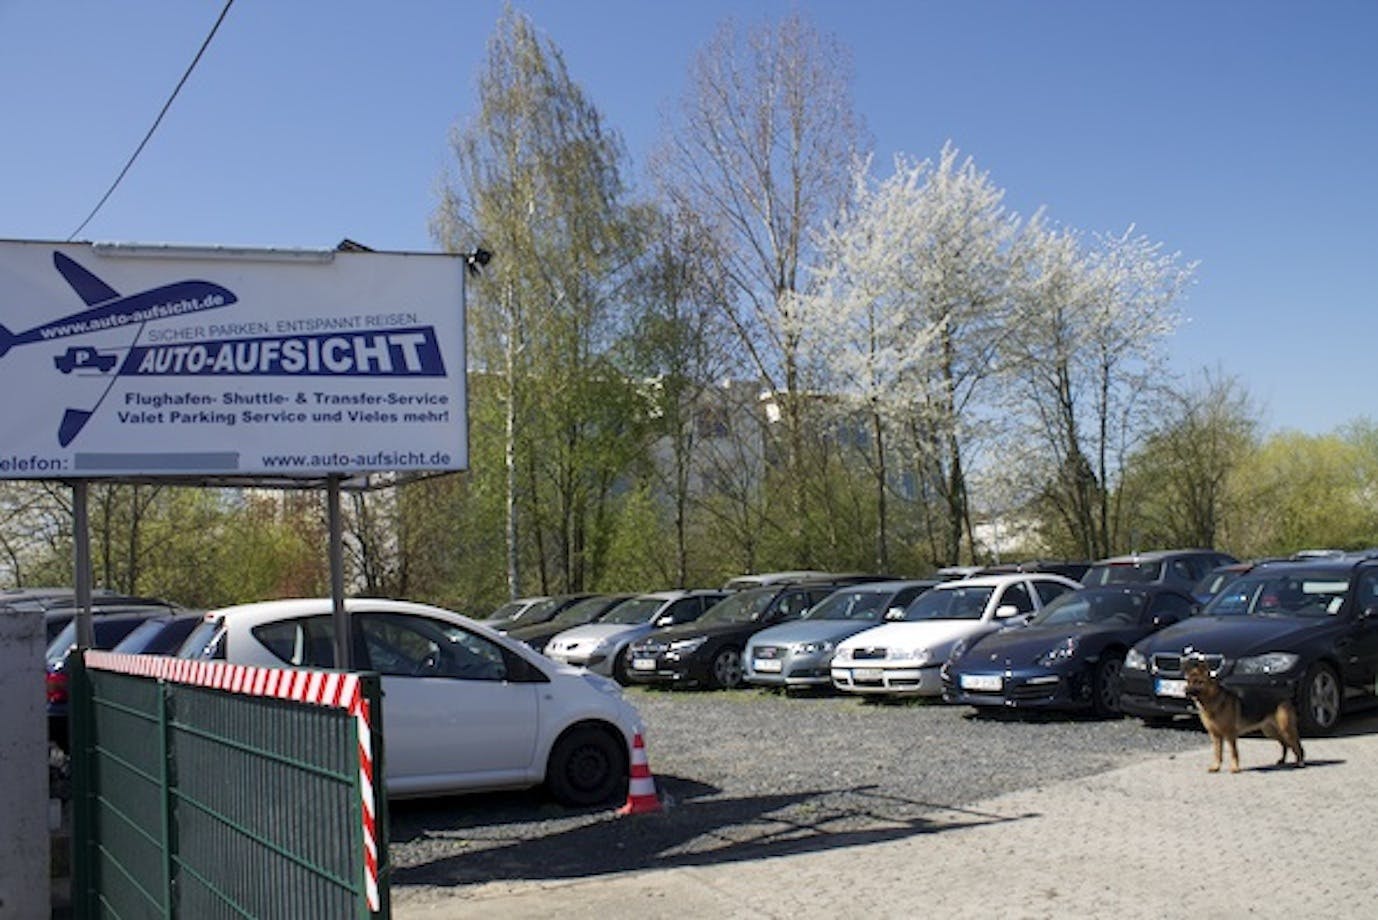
[178,597,644,806]
[831,573,1081,697]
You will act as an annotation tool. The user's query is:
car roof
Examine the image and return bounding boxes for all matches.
[1237,557,1372,578]
[1090,549,1225,564]
[930,572,1076,589]
[822,579,940,594]
[203,597,478,630]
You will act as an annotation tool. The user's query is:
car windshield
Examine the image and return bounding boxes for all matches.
[488,600,529,621]
[1031,591,1145,627]
[1083,561,1163,585]
[899,586,994,621]
[549,597,613,627]
[1204,572,1349,618]
[803,590,890,622]
[509,597,560,624]
[701,589,774,625]
[601,598,665,625]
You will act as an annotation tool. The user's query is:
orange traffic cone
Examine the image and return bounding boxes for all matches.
[616,732,662,815]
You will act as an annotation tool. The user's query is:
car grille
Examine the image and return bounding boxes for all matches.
[633,641,667,655]
[753,646,782,659]
[852,647,887,660]
[1150,652,1224,677]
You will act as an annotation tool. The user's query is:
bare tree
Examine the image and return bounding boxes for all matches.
[656,11,864,559]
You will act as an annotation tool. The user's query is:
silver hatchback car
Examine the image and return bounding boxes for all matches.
[545,589,728,684]
[743,580,938,690]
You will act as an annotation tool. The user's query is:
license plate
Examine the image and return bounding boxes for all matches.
[1155,677,1187,698]
[960,674,1002,692]
[632,658,657,671]
[753,659,783,673]
[852,668,884,681]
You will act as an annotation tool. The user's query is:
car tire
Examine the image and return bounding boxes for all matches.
[1296,661,1342,736]
[709,646,743,689]
[1091,652,1125,717]
[545,726,626,808]
[611,646,631,686]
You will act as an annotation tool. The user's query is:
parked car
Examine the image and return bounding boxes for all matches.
[109,611,205,656]
[624,581,844,690]
[722,571,834,590]
[743,580,938,691]
[506,594,634,654]
[42,597,181,642]
[942,584,1198,715]
[177,598,644,805]
[482,595,551,630]
[1120,555,1378,735]
[830,573,1081,697]
[485,594,595,633]
[546,589,728,683]
[1081,549,1237,592]
[47,608,173,748]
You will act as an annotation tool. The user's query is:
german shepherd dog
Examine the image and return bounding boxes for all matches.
[1183,659,1306,773]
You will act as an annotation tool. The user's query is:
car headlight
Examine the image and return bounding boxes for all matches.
[1233,652,1301,675]
[948,639,971,663]
[1124,648,1147,671]
[793,640,835,655]
[1037,636,1078,666]
[669,637,707,653]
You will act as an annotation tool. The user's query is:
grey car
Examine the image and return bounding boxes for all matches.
[743,580,937,690]
[544,589,728,683]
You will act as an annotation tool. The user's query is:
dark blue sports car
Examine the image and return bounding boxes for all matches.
[941,585,1198,716]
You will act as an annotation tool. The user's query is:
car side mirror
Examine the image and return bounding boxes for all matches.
[1362,605,1378,621]
[655,615,675,627]
[995,604,1020,619]
[1151,614,1180,628]
[884,606,906,621]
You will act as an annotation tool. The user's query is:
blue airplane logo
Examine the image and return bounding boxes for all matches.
[0,252,237,360]
[5,252,239,446]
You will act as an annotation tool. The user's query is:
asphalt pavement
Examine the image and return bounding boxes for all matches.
[393,721,1378,919]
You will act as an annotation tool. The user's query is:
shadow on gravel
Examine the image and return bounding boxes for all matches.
[390,773,1034,889]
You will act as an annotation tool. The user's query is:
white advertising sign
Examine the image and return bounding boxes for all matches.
[0,240,467,479]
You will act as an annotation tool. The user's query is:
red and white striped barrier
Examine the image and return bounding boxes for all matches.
[84,651,381,912]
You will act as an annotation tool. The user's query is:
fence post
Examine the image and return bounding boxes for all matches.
[0,606,46,919]
[70,655,95,918]
[159,679,175,917]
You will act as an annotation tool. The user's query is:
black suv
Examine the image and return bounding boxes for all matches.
[1120,555,1378,734]
[624,581,845,689]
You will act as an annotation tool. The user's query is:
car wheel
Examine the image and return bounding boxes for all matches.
[710,647,743,689]
[545,726,626,808]
[611,646,631,685]
[1296,661,1342,735]
[1092,653,1125,717]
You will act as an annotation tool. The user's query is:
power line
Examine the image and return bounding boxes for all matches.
[68,0,236,241]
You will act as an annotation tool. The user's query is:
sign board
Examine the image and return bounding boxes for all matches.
[0,240,467,479]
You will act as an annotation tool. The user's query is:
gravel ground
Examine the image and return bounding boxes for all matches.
[388,686,1207,897]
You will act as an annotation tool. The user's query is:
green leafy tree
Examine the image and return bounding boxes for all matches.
[435,7,644,597]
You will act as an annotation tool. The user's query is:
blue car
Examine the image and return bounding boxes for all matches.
[942,585,1198,716]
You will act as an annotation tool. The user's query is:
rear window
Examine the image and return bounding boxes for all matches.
[1083,561,1163,585]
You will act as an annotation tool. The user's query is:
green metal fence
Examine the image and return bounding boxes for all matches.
[71,652,389,918]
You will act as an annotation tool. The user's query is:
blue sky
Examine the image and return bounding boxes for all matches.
[2,1,1375,435]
